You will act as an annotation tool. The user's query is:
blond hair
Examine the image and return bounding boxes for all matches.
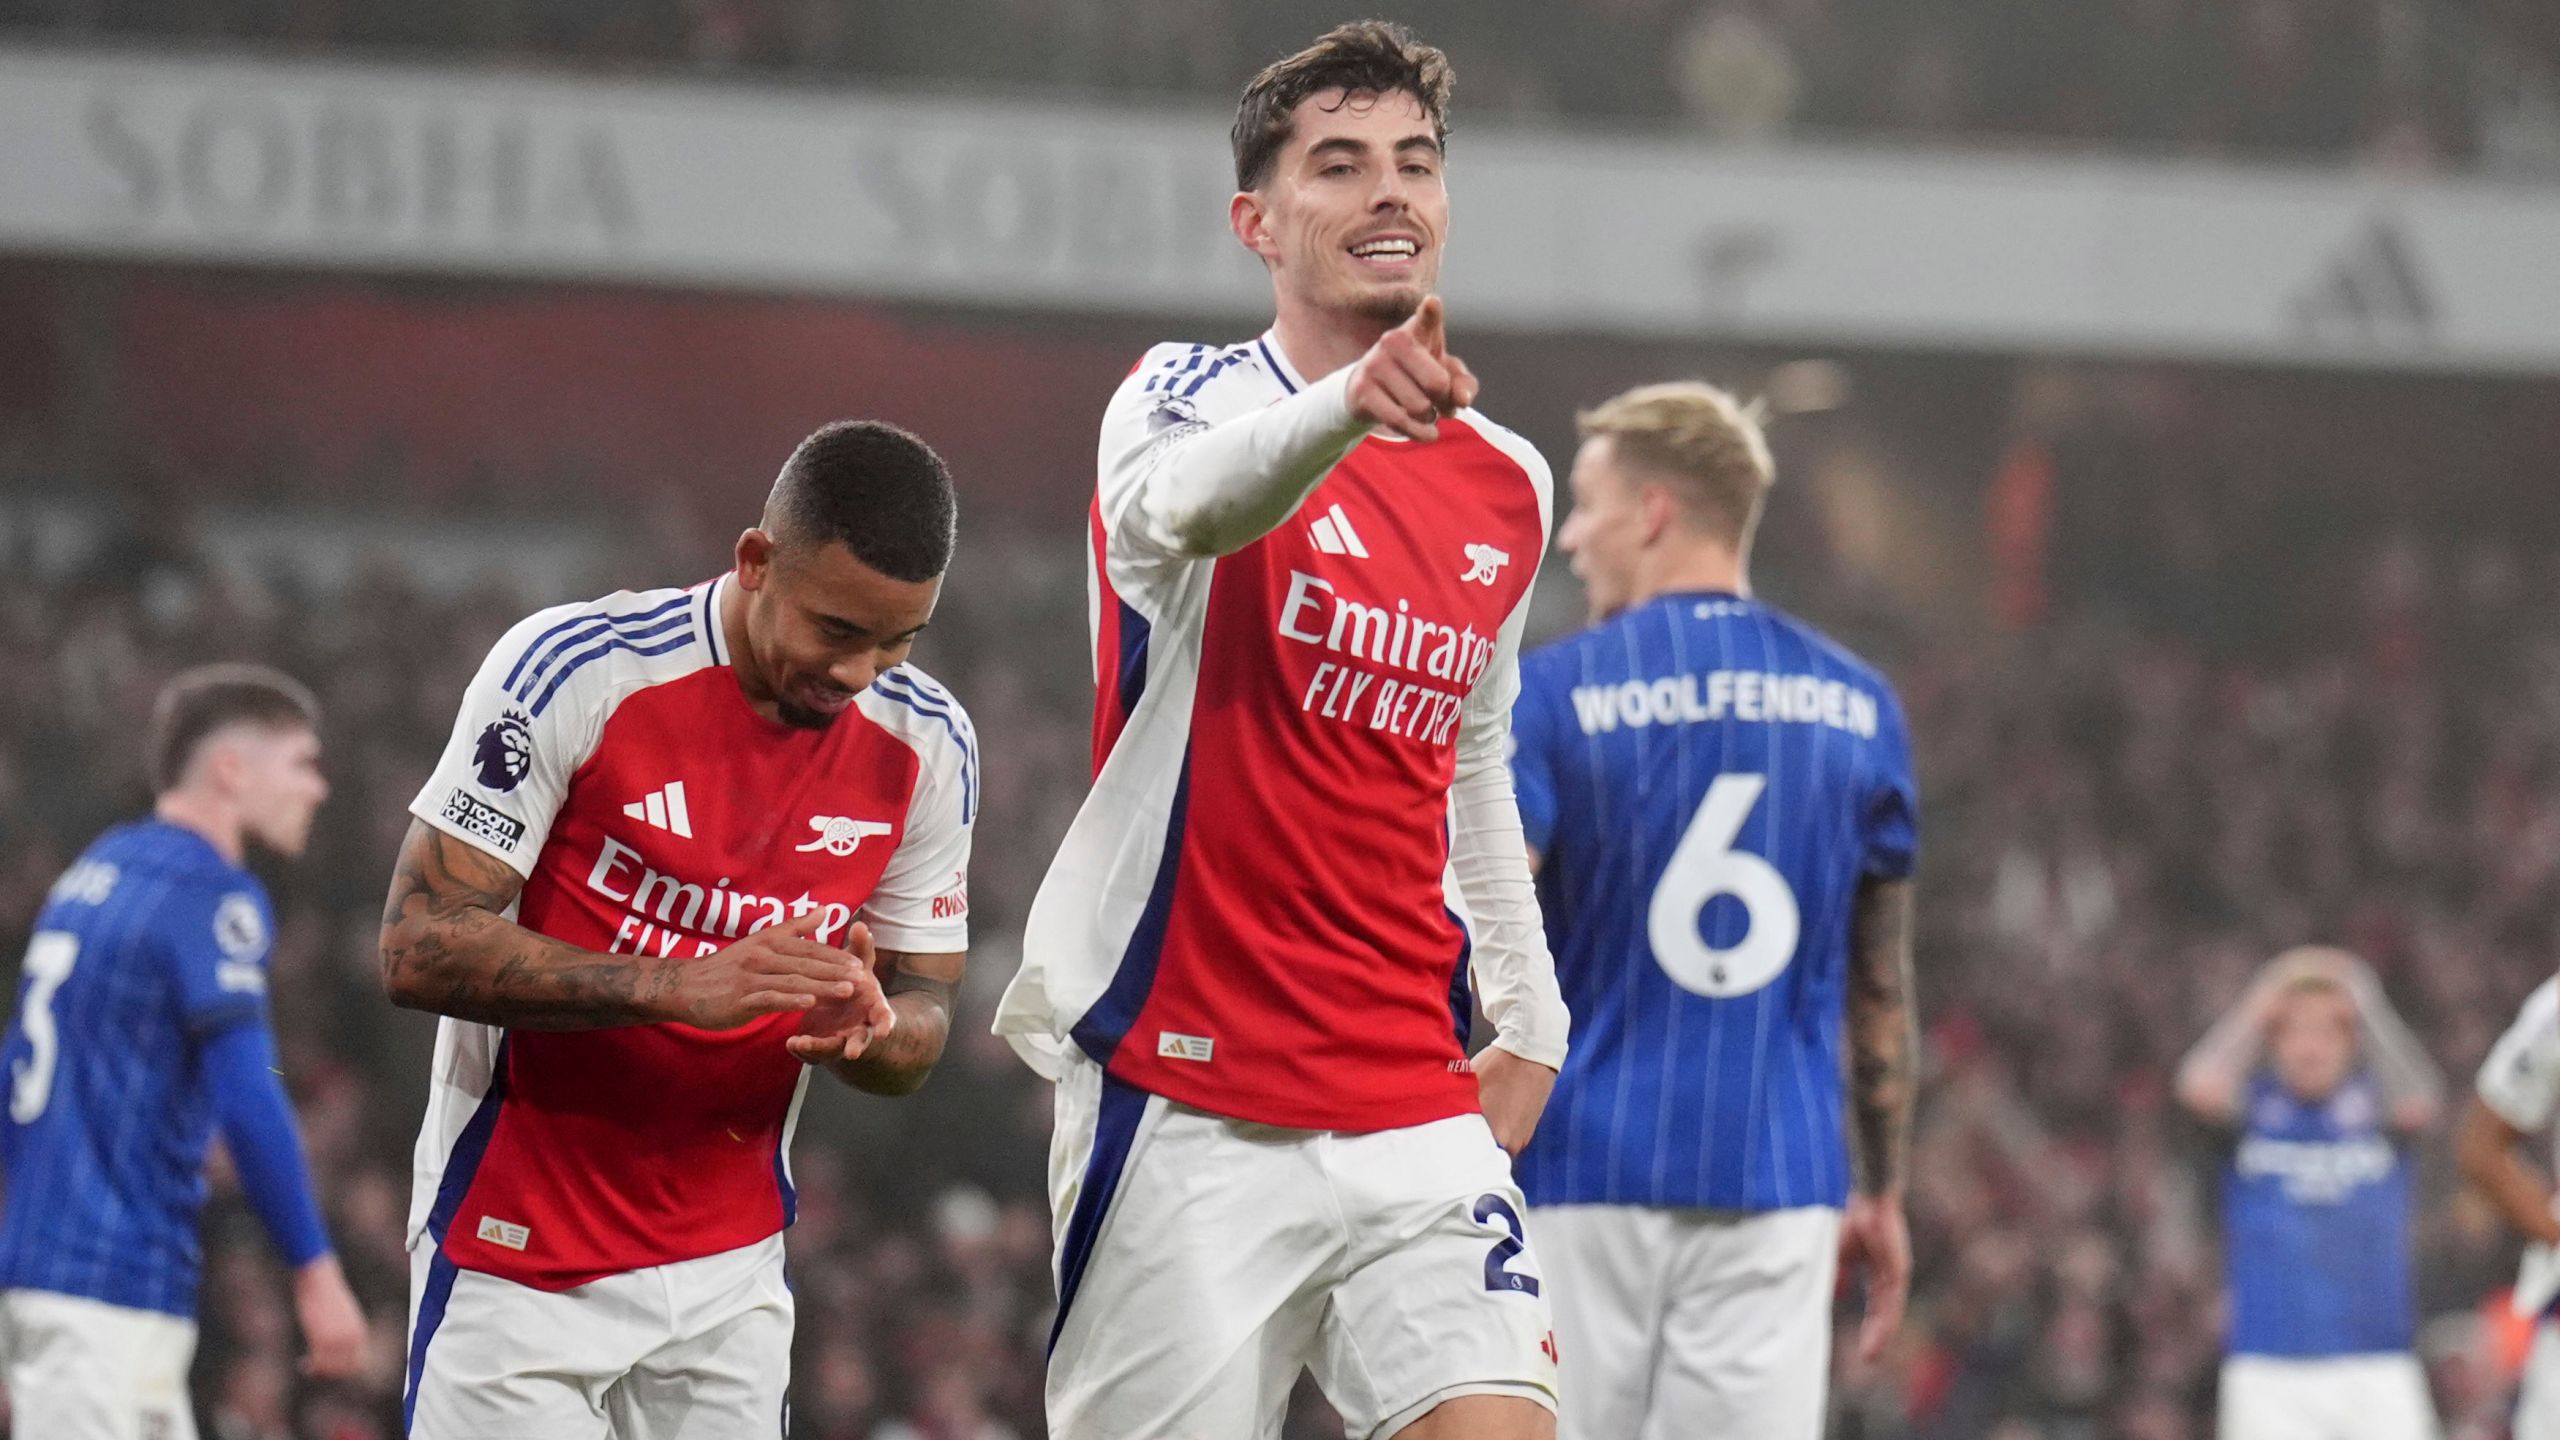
[2277,970,2351,1004]
[1576,381,1775,548]
[2268,945,2356,1002]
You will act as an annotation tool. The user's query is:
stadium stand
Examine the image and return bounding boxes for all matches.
[5,0,2560,170]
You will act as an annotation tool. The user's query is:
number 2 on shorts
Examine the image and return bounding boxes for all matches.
[1473,1194,1541,1296]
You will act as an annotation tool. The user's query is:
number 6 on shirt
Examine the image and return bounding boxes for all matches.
[1646,774,1800,998]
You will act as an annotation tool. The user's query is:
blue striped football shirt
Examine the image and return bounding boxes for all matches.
[1511,591,1917,1211]
[0,821,277,1315]
[2221,1071,2414,1357]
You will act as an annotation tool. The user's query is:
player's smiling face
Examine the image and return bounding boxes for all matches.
[735,533,941,730]
[1240,87,1447,328]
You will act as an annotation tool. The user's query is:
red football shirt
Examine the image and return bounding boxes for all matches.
[407,575,974,1289]
[999,334,1553,1130]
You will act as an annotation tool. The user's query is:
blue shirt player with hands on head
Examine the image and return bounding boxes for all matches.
[1507,381,1922,1440]
[2175,946,2444,1440]
[0,664,369,1440]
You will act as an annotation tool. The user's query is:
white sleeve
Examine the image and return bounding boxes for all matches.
[409,607,612,878]
[859,692,976,955]
[2480,980,2560,1134]
[1100,348,1369,574]
[1448,494,1569,1071]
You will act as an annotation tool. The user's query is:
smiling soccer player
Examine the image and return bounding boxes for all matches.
[996,22,1571,1440]
[382,421,977,1436]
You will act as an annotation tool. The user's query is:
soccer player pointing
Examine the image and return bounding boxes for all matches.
[383,422,975,1435]
[998,22,1570,1440]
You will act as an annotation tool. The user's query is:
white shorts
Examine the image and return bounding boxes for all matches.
[404,1232,792,1439]
[1044,1057,1559,1440]
[1530,1203,1840,1440]
[0,1288,199,1440]
[2518,1323,2560,1440]
[2218,1352,2438,1440]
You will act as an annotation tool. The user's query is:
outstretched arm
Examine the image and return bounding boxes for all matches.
[379,820,882,1034]
[1116,300,1479,561]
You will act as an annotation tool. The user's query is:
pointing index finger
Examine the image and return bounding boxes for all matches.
[1409,295,1446,358]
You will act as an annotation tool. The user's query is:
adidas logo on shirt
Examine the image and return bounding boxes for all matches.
[1307,503,1369,558]
[1157,1031,1215,1063]
[623,781,694,838]
[476,1215,532,1251]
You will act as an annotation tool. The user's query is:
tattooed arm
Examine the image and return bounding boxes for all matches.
[786,930,964,1096]
[1841,874,1918,1365]
[1849,876,1919,1194]
[378,820,882,1033]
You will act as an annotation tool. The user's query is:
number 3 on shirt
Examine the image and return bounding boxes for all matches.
[1647,774,1800,998]
[9,932,79,1124]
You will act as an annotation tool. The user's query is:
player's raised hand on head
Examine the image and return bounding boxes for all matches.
[785,921,900,1070]
[1839,1190,1912,1365]
[1346,296,1476,443]
[677,910,867,1031]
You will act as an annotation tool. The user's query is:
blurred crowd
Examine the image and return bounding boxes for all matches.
[1863,545,2560,1440]
[1810,359,2560,1438]
[8,354,2560,1440]
[7,0,2560,172]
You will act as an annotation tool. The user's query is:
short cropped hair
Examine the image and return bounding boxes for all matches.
[1577,381,1776,547]
[1232,20,1454,191]
[148,664,320,794]
[765,421,957,583]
